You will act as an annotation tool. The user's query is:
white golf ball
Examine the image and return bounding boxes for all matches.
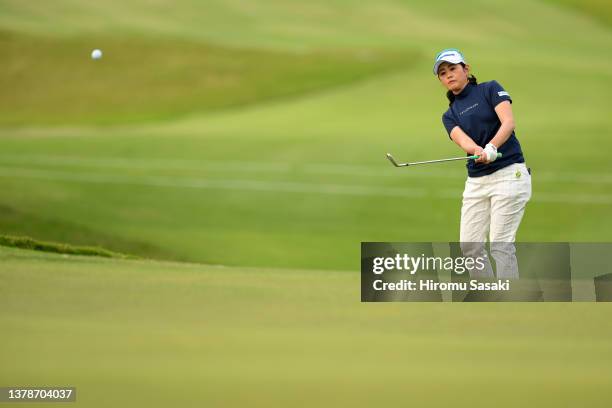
[91,49,103,60]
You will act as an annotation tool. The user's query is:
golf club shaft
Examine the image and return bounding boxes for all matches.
[386,152,502,167]
[407,155,479,166]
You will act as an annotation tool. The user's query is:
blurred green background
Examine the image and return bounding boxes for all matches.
[0,0,611,406]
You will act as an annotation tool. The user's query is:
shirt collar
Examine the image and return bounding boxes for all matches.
[455,82,474,99]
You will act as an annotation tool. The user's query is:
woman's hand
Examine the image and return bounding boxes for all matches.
[474,146,489,164]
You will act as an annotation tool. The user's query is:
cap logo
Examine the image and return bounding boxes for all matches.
[437,52,456,60]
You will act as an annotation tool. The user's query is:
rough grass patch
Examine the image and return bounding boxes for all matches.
[0,234,136,259]
[0,31,419,126]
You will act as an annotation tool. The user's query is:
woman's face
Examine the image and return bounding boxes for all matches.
[437,62,470,94]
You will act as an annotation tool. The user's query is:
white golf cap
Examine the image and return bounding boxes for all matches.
[433,48,466,75]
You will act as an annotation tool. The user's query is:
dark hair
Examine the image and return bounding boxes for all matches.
[446,63,477,104]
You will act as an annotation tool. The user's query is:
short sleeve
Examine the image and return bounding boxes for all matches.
[442,110,458,139]
[487,80,512,107]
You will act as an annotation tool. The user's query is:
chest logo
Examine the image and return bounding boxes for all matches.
[459,103,479,115]
[515,170,522,178]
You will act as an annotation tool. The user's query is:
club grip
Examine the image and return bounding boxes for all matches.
[469,153,503,159]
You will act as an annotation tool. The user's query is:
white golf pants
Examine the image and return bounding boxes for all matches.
[459,162,532,279]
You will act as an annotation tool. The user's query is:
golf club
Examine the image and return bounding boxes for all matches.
[386,152,502,167]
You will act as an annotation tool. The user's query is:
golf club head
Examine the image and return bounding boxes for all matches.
[386,153,407,167]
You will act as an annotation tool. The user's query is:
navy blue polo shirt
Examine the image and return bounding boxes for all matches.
[442,80,525,177]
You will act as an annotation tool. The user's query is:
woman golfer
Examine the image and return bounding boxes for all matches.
[434,48,531,279]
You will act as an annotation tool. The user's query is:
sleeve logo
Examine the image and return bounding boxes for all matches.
[498,91,510,97]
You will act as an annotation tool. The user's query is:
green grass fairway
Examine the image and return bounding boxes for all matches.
[2,246,611,407]
[1,2,612,405]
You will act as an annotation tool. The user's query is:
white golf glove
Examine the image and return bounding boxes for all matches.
[483,143,498,162]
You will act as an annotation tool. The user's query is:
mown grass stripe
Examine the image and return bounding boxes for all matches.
[1,166,611,204]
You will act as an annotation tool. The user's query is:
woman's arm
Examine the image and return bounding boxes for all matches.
[449,126,485,158]
[488,101,515,149]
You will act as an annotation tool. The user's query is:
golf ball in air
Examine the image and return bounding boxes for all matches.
[91,49,103,60]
